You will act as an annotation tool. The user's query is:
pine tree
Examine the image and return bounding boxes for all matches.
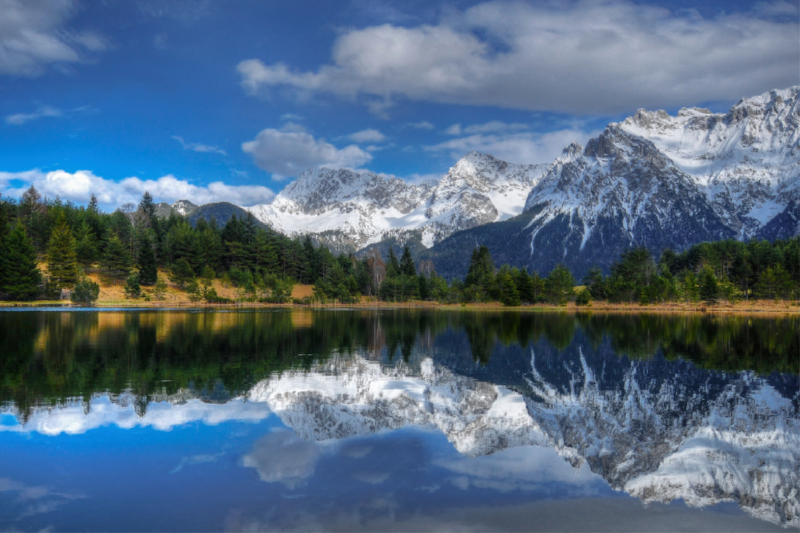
[137,232,158,286]
[169,258,195,289]
[124,272,142,299]
[75,221,99,265]
[139,192,157,220]
[101,233,132,282]
[699,268,719,304]
[464,246,496,301]
[46,217,79,290]
[513,268,534,304]
[0,223,42,301]
[400,246,416,277]
[386,248,400,279]
[544,264,575,305]
[497,266,520,306]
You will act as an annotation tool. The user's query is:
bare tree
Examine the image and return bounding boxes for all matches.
[366,248,386,294]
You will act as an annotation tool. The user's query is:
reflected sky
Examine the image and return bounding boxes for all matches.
[0,310,797,532]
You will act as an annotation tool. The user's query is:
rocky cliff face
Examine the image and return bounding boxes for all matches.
[246,152,546,251]
[426,86,800,278]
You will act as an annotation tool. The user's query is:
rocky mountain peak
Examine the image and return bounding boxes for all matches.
[171,199,198,216]
[560,142,583,160]
[248,150,549,251]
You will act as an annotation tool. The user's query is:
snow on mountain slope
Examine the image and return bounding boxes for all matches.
[524,347,800,528]
[5,349,797,526]
[248,356,549,458]
[247,152,547,250]
[502,86,800,277]
[620,86,800,237]
[171,199,198,216]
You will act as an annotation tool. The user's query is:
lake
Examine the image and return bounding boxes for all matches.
[0,309,798,532]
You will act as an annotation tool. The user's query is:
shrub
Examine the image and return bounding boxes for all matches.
[71,278,100,305]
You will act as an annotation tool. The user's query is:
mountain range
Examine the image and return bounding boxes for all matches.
[10,340,798,527]
[161,86,799,277]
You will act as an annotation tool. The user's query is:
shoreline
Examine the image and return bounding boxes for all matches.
[0,299,798,315]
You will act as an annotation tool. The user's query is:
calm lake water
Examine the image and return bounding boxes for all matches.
[0,309,798,532]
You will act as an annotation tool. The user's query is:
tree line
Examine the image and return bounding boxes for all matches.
[0,186,797,305]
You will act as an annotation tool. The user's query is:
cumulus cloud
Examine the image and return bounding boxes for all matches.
[346,129,387,143]
[0,0,107,76]
[237,0,799,114]
[241,430,321,489]
[172,135,227,156]
[426,128,599,165]
[242,124,372,179]
[0,169,275,210]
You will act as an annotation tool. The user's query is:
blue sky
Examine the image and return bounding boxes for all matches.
[0,0,797,210]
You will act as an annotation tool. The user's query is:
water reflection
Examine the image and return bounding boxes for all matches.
[0,309,798,530]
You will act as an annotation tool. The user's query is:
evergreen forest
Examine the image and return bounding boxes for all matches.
[0,187,797,306]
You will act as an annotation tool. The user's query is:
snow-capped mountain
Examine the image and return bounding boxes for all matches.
[619,86,799,238]
[426,86,800,278]
[247,152,547,250]
[172,199,198,216]
[251,348,799,527]
[6,344,798,527]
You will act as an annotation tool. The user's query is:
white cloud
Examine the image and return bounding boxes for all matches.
[242,124,372,179]
[0,169,275,210]
[241,430,321,489]
[447,121,529,136]
[0,0,107,76]
[0,396,271,436]
[406,121,435,130]
[5,104,93,125]
[444,124,462,136]
[347,129,387,143]
[426,128,599,165]
[172,135,227,156]
[5,105,62,125]
[0,477,85,520]
[237,0,799,114]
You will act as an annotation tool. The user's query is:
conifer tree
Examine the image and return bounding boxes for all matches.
[124,272,142,299]
[400,246,416,277]
[513,268,534,304]
[0,223,42,300]
[386,248,401,279]
[496,266,520,306]
[101,233,132,282]
[699,268,719,304]
[464,246,496,301]
[544,264,575,305]
[137,232,158,286]
[46,217,79,290]
[75,221,99,265]
[169,258,195,289]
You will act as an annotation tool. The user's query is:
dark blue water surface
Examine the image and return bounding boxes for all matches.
[0,309,797,532]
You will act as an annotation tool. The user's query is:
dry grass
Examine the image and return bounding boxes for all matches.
[4,266,798,314]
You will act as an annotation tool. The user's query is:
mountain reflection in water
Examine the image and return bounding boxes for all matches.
[0,309,797,531]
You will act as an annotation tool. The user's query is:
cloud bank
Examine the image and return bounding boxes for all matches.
[0,169,275,210]
[237,0,799,114]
